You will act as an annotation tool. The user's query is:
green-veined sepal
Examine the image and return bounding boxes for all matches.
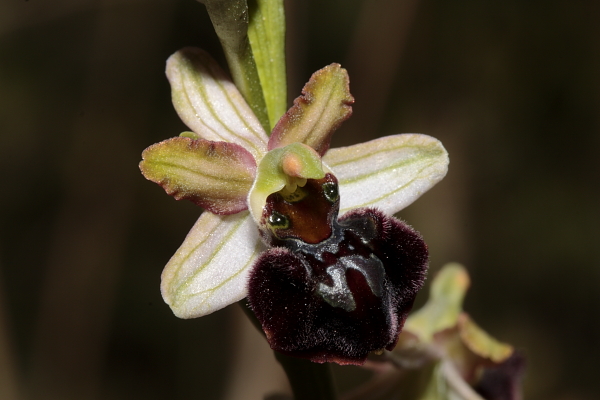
[324,134,449,215]
[161,211,264,318]
[167,47,268,160]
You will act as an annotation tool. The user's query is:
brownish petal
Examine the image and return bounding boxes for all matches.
[268,64,354,155]
[140,137,256,214]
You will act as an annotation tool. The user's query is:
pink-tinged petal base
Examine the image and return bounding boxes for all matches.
[140,137,256,215]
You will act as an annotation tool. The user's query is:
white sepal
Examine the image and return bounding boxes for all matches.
[161,211,264,318]
[167,47,268,160]
[324,134,449,215]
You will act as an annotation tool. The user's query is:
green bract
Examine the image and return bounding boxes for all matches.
[140,48,449,319]
[402,263,513,364]
[197,0,270,131]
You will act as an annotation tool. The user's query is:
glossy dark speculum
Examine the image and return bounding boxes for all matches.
[248,173,428,365]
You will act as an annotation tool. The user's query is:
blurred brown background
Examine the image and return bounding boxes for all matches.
[1,0,598,399]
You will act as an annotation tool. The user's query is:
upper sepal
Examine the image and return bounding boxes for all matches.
[403,263,471,343]
[402,264,514,373]
[140,137,256,215]
[392,263,524,400]
[166,47,268,160]
[268,64,354,155]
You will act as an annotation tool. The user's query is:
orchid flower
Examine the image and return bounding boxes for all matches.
[140,47,449,364]
[352,264,525,399]
[399,263,525,400]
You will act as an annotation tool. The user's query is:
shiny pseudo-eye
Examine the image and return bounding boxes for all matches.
[267,211,289,230]
[322,181,339,203]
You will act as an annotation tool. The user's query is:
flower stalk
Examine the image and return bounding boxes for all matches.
[198,0,270,131]
[240,302,338,400]
[247,0,287,128]
[274,353,338,400]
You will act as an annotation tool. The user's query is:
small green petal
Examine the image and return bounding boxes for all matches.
[323,134,449,215]
[167,47,268,160]
[268,64,354,155]
[247,142,326,223]
[404,263,471,343]
[140,137,256,215]
[161,211,264,318]
[458,314,513,364]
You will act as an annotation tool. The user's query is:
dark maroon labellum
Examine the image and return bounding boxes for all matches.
[248,173,428,365]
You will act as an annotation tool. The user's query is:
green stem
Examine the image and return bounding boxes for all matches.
[248,0,287,129]
[220,41,270,132]
[199,0,270,132]
[274,352,338,400]
[239,302,338,400]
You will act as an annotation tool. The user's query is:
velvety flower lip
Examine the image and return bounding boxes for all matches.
[140,47,449,320]
[248,172,429,365]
